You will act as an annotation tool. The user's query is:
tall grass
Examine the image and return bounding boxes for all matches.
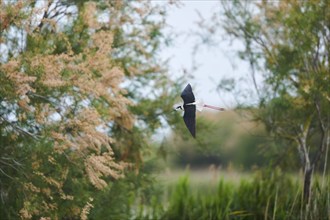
[132,168,330,220]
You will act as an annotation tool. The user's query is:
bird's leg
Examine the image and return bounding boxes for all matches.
[186,102,225,111]
[203,104,225,111]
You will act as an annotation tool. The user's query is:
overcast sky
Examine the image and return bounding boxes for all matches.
[152,1,253,140]
[162,1,250,109]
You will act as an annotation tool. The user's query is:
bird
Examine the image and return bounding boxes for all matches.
[175,83,225,138]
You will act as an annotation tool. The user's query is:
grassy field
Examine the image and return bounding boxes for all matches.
[131,167,330,220]
[159,167,252,186]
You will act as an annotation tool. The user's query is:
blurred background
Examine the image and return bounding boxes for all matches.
[0,0,329,219]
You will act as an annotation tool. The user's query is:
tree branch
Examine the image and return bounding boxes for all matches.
[0,115,39,140]
[311,100,327,166]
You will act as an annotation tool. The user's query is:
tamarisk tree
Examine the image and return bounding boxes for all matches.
[0,0,177,219]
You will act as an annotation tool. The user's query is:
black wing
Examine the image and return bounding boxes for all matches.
[181,84,195,104]
[183,104,196,138]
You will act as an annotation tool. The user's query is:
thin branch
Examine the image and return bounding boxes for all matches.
[27,92,65,118]
[0,116,39,140]
[0,167,14,180]
[294,127,309,169]
[312,32,321,70]
[37,0,53,30]
[311,100,327,166]
[0,159,22,172]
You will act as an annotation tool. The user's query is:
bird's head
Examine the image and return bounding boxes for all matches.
[173,105,183,111]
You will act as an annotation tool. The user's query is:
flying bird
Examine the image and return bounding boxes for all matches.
[175,84,225,138]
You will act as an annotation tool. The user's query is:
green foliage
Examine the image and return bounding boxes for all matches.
[135,170,330,220]
[88,164,166,220]
[1,0,181,218]
[165,110,271,170]
[216,0,330,166]
[204,0,330,201]
[163,176,196,219]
